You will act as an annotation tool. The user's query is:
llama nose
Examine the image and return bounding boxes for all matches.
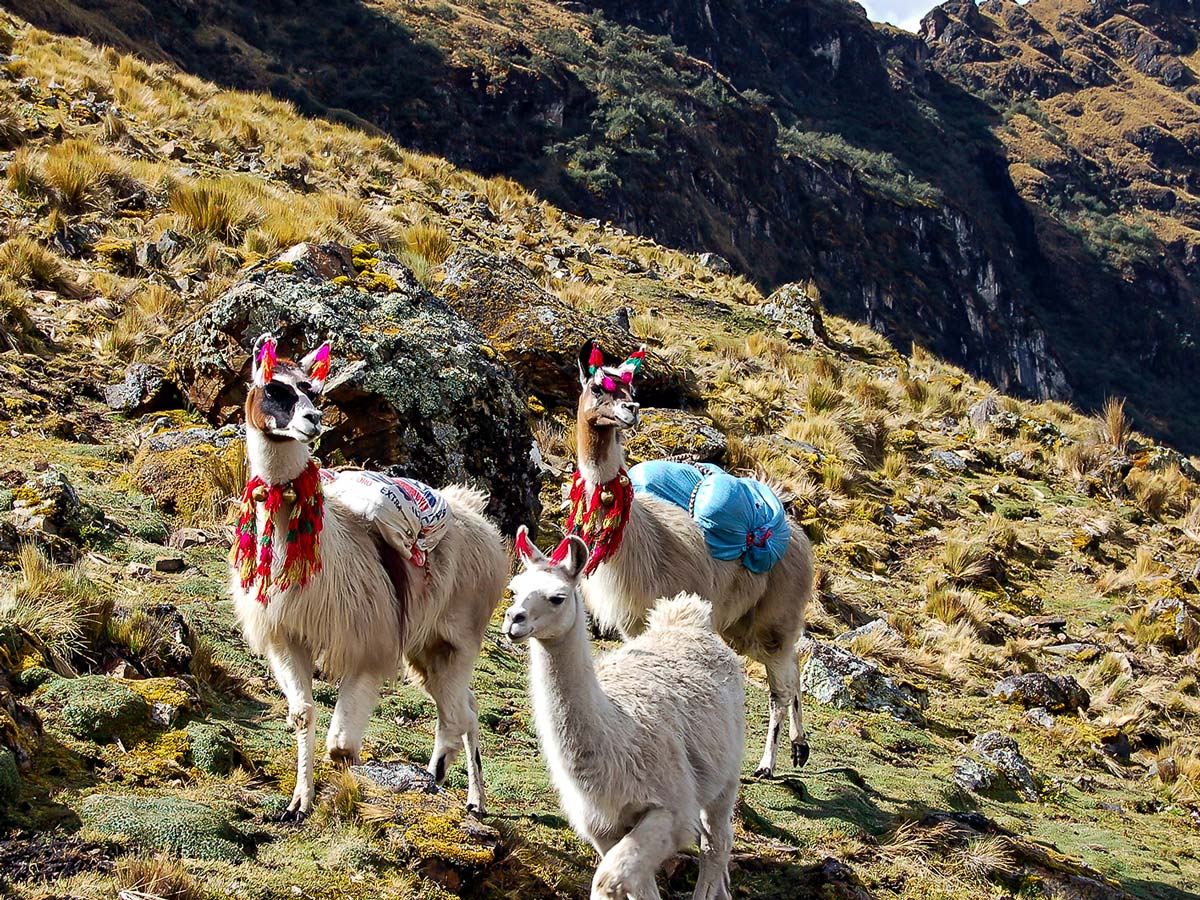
[304,409,323,426]
[509,610,527,625]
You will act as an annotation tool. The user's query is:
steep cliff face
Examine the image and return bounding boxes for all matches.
[8,0,1200,446]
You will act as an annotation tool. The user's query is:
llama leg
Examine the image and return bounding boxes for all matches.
[326,670,385,767]
[755,648,805,775]
[693,781,736,900]
[591,808,680,900]
[265,642,316,820]
[415,643,487,813]
[461,688,487,815]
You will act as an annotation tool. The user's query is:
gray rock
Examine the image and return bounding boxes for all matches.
[929,449,968,472]
[761,282,829,345]
[11,469,83,537]
[971,731,1039,800]
[623,408,728,464]
[170,243,540,534]
[968,395,1001,429]
[354,761,440,795]
[992,672,1090,713]
[1025,706,1055,729]
[168,527,209,550]
[953,756,995,794]
[697,252,733,274]
[153,556,186,573]
[432,248,687,409]
[103,362,175,413]
[125,561,152,578]
[800,641,927,724]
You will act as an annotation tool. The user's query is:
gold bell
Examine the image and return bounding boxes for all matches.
[600,489,615,506]
[282,487,298,504]
[251,485,269,502]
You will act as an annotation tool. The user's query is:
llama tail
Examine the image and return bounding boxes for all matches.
[648,592,714,632]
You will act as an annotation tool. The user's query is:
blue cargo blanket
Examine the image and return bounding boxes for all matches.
[628,460,791,573]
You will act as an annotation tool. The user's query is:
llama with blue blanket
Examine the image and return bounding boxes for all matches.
[566,340,814,775]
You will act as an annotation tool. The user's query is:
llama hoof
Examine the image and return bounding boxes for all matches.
[329,746,361,767]
[465,801,486,817]
[792,741,810,768]
[752,765,775,778]
[279,805,310,825]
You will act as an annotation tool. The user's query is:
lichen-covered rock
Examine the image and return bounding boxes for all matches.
[185,721,242,775]
[0,746,19,810]
[623,408,727,464]
[761,282,830,345]
[170,243,540,533]
[799,641,927,724]
[354,760,439,795]
[992,672,1089,713]
[38,675,149,742]
[11,469,84,538]
[121,677,193,727]
[432,248,688,409]
[970,731,1039,801]
[103,363,177,414]
[77,794,250,860]
[128,423,245,520]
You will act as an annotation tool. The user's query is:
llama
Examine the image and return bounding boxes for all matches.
[505,528,745,900]
[229,333,508,818]
[568,340,815,776]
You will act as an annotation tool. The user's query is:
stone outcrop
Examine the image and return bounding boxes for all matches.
[170,243,541,534]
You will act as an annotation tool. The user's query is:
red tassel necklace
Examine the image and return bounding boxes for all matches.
[564,468,633,575]
[232,460,324,604]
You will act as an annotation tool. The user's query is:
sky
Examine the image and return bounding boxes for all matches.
[860,0,936,33]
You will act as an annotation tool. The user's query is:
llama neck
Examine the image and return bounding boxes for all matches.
[246,428,312,485]
[529,594,622,761]
[576,419,624,487]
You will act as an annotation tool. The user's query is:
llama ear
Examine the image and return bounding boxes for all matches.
[252,333,277,387]
[299,341,332,392]
[514,526,545,566]
[577,339,605,388]
[555,535,591,580]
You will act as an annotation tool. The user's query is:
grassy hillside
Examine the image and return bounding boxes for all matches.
[0,11,1199,900]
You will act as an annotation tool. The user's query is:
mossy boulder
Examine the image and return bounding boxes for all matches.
[432,248,689,409]
[0,746,20,810]
[39,675,149,742]
[170,242,540,533]
[77,793,251,860]
[128,421,244,519]
[624,408,727,464]
[185,721,242,775]
[121,677,193,727]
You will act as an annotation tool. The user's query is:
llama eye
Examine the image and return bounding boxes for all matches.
[591,384,604,396]
[549,593,567,605]
[265,383,296,406]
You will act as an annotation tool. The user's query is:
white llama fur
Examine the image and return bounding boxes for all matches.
[230,337,508,817]
[505,530,745,900]
[574,343,815,775]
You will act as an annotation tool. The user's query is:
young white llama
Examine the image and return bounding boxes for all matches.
[569,340,815,776]
[229,334,508,818]
[504,528,745,900]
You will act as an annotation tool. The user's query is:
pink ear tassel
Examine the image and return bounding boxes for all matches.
[310,344,331,383]
[620,371,633,383]
[515,528,536,562]
[549,536,573,565]
[257,339,276,384]
[602,376,617,391]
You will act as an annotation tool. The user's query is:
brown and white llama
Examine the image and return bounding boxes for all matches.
[567,341,815,776]
[229,334,508,818]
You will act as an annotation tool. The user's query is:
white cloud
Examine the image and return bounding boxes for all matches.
[859,0,933,34]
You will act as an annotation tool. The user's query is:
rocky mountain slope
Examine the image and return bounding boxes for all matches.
[8,0,1200,453]
[0,9,1199,900]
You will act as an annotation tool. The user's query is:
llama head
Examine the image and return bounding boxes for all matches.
[503,526,590,642]
[576,339,642,431]
[245,333,331,443]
